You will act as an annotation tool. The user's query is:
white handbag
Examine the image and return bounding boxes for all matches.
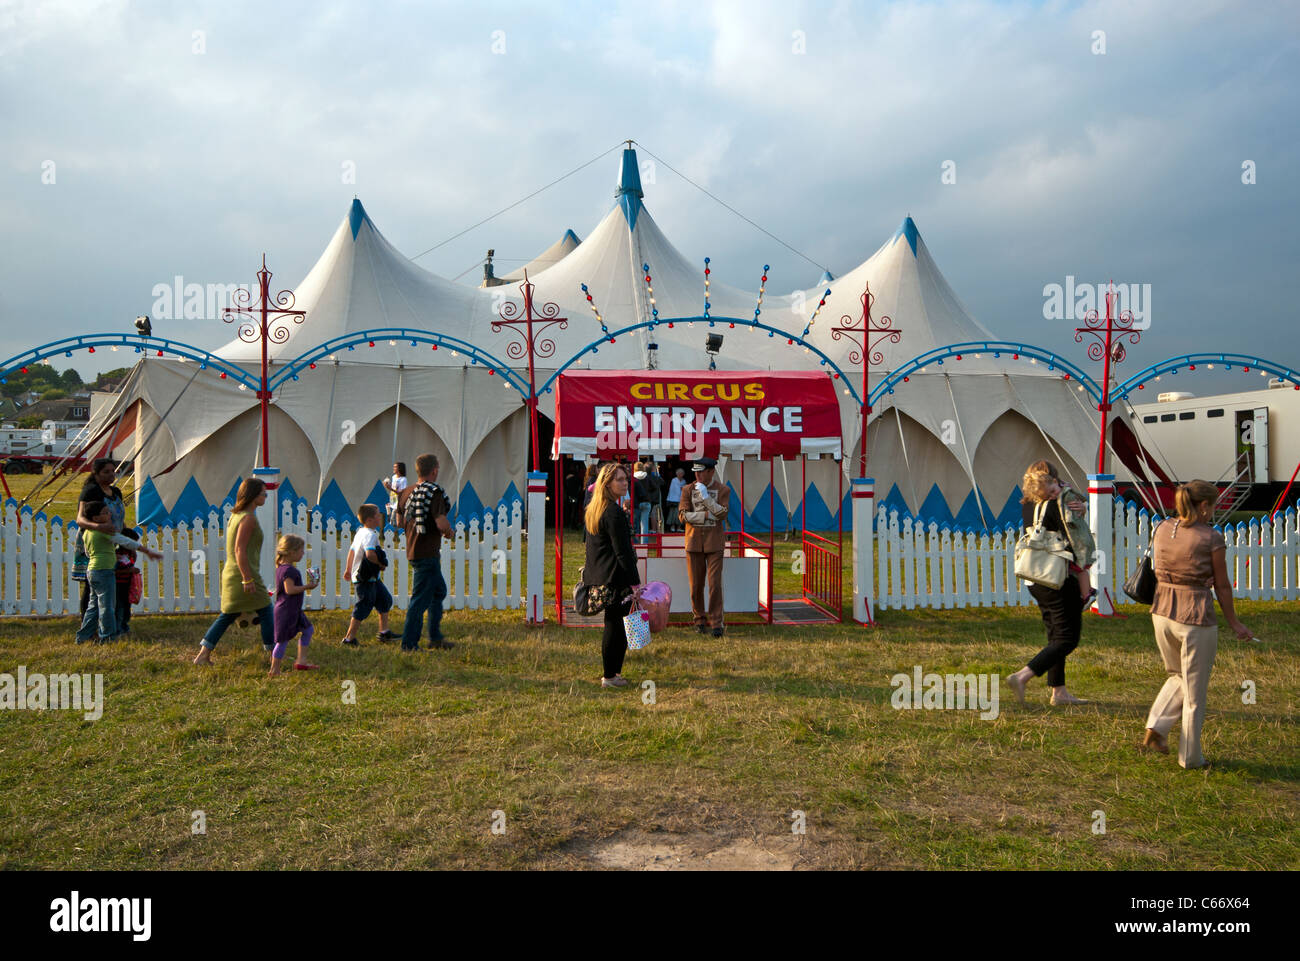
[1014,499,1075,589]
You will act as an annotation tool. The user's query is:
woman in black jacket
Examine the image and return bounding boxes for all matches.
[584,462,641,688]
[1007,460,1089,706]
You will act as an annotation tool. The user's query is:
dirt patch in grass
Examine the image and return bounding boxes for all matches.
[571,830,805,870]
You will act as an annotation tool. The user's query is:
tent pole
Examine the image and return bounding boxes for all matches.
[555,453,565,625]
[391,368,403,467]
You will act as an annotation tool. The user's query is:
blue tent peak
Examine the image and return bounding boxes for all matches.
[819,269,835,285]
[893,216,919,256]
[563,228,581,245]
[348,198,369,240]
[616,147,643,231]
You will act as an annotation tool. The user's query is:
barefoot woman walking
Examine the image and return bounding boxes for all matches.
[1007,461,1090,706]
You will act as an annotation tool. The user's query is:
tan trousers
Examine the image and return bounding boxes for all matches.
[1146,613,1218,768]
[687,551,724,629]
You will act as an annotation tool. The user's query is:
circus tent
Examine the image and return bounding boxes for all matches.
[96,146,1098,531]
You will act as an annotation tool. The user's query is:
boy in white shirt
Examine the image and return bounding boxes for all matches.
[341,503,395,645]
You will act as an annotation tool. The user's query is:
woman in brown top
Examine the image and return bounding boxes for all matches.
[1142,480,1252,767]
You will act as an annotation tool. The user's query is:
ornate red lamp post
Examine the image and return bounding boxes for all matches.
[1075,282,1140,476]
[492,270,568,474]
[831,282,902,476]
[1075,282,1140,618]
[223,254,306,471]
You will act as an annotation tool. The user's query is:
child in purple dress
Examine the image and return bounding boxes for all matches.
[270,535,319,676]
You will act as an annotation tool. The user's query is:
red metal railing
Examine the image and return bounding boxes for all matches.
[802,529,842,621]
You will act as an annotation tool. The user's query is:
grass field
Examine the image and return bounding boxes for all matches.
[2,520,1296,869]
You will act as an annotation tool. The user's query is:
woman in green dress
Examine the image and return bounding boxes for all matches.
[194,479,274,665]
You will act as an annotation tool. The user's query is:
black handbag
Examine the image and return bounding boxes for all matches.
[573,566,615,616]
[1122,522,1160,604]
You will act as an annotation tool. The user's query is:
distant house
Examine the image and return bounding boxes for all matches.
[19,399,91,425]
[15,390,41,407]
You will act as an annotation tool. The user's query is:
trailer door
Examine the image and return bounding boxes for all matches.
[1253,407,1269,482]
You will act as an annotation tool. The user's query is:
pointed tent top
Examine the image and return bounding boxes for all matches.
[563,228,580,244]
[893,216,919,256]
[819,269,835,285]
[348,198,370,240]
[617,147,643,231]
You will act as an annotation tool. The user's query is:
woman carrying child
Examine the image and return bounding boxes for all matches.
[270,534,319,676]
[1006,460,1091,706]
[76,502,161,643]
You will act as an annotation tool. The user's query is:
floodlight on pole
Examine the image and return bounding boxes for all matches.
[705,332,723,370]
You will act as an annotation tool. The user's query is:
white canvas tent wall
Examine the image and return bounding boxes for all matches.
[500,229,581,281]
[103,146,1098,531]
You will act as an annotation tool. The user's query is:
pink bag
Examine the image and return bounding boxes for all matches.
[638,581,672,633]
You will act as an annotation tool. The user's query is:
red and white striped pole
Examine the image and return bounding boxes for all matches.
[852,477,876,625]
[525,471,547,624]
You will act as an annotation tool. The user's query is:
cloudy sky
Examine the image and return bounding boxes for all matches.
[2,0,1296,392]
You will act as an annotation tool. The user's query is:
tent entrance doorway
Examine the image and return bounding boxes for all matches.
[550,370,843,627]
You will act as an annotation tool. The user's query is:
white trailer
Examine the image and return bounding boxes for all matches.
[1122,381,1300,513]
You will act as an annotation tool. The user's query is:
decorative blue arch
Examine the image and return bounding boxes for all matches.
[1112,352,1300,402]
[537,315,862,402]
[270,328,529,395]
[869,341,1103,408]
[0,335,260,390]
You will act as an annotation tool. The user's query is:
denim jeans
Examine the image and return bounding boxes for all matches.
[202,603,274,650]
[635,502,651,540]
[76,569,118,642]
[402,556,448,649]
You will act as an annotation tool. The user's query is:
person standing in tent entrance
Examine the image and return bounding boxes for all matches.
[383,461,408,528]
[644,457,665,535]
[632,461,653,543]
[397,452,454,652]
[666,467,686,533]
[1007,461,1090,705]
[194,478,274,665]
[679,457,730,637]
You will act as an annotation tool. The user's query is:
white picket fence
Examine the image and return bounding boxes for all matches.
[874,500,1300,611]
[0,498,523,617]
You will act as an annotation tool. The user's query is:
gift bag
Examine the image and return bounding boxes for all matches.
[623,601,652,651]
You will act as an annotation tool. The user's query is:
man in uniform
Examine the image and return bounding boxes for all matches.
[678,456,730,637]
